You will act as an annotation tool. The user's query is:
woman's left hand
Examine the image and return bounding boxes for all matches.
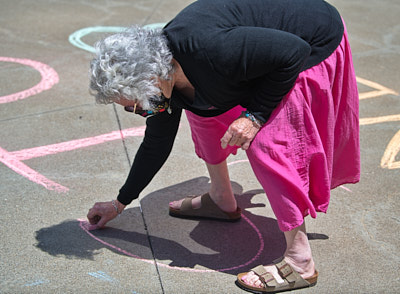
[220,116,261,150]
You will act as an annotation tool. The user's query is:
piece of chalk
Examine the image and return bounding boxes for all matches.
[88,224,99,231]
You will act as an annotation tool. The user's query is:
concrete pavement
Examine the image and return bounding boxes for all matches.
[0,0,399,293]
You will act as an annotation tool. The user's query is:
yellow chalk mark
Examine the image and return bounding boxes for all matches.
[357,76,399,100]
[360,114,400,126]
[356,77,399,170]
[380,130,400,170]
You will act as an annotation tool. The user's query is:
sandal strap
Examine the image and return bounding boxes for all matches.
[174,193,241,220]
[251,265,280,288]
[181,193,233,218]
[275,259,294,280]
[180,196,196,211]
[274,259,310,287]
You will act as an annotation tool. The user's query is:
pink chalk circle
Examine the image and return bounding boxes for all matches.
[0,57,59,104]
[77,157,264,273]
[78,213,264,273]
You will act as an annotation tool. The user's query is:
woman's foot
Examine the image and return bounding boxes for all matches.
[240,222,315,288]
[240,256,315,288]
[170,159,238,213]
[169,192,238,213]
[169,193,241,221]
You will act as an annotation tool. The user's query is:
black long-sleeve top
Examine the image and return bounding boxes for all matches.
[117,0,344,205]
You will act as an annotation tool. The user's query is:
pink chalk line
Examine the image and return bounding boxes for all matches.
[227,159,249,166]
[9,126,146,161]
[0,146,69,193]
[0,57,59,104]
[1,126,146,192]
[339,186,353,192]
[78,214,264,273]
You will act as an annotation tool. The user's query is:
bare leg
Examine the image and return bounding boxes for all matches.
[169,159,238,212]
[241,222,315,286]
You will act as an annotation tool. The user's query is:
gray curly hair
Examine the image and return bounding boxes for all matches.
[89,26,174,109]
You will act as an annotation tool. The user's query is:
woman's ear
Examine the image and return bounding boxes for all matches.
[159,77,174,99]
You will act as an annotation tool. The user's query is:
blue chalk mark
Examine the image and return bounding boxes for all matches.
[88,271,116,283]
[25,279,49,287]
[143,23,166,30]
[69,26,126,53]
[69,23,166,53]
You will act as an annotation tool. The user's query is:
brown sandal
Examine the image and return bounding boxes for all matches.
[236,258,318,293]
[169,193,241,222]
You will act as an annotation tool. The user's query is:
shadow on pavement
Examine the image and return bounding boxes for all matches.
[35,177,328,275]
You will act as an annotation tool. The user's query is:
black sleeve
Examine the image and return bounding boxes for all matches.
[209,27,311,123]
[117,107,182,205]
[245,29,311,123]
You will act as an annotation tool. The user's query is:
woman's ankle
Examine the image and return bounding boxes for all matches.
[282,222,315,278]
[283,254,315,278]
[208,191,237,212]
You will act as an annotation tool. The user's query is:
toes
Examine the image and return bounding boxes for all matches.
[169,200,183,209]
[169,196,202,210]
[241,272,263,288]
[240,265,284,288]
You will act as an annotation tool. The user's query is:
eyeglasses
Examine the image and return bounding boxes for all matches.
[124,94,170,118]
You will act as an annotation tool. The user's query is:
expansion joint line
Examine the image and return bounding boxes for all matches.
[112,104,165,293]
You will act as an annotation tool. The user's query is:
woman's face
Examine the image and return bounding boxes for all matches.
[113,77,172,111]
[113,75,174,118]
[114,92,170,118]
[114,96,137,108]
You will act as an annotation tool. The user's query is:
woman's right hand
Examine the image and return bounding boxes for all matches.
[87,200,125,229]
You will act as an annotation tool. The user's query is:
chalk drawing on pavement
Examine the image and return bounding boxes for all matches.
[78,211,265,273]
[88,271,117,283]
[357,77,400,170]
[0,57,59,104]
[68,23,166,53]
[0,127,146,192]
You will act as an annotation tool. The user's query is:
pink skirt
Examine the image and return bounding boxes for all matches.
[185,22,360,231]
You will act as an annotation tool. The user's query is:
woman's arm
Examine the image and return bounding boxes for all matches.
[117,107,182,205]
[87,107,182,229]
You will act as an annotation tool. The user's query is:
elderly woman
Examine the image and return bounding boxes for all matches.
[87,0,360,292]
